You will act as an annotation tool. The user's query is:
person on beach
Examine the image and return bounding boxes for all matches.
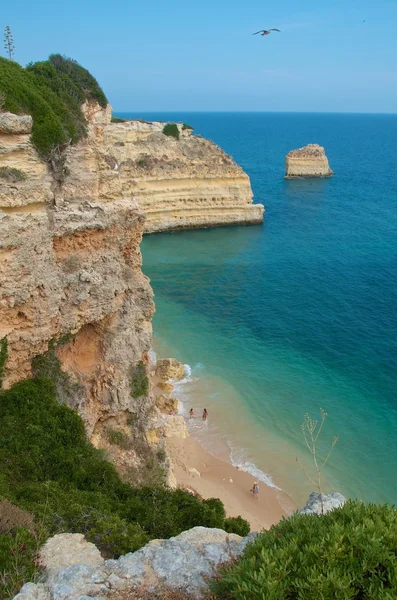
[189,408,194,419]
[250,481,259,500]
[202,408,208,421]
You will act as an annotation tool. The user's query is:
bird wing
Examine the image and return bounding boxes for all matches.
[253,30,264,35]
[270,29,280,32]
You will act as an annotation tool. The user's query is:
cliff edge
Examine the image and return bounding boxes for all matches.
[0,108,160,475]
[285,143,333,178]
[63,107,264,233]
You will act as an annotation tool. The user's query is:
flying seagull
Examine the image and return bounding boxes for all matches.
[253,29,280,36]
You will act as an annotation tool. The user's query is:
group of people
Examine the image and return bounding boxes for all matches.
[189,407,208,421]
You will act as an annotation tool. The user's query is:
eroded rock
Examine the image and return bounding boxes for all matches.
[0,112,33,134]
[13,527,253,600]
[39,534,103,574]
[155,358,185,382]
[162,415,189,439]
[155,394,179,414]
[300,491,346,515]
[285,144,333,178]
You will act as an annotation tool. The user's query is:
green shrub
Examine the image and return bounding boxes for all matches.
[0,377,246,574]
[0,337,7,389]
[111,115,126,123]
[79,510,149,557]
[162,123,179,140]
[130,360,149,398]
[31,338,83,405]
[0,54,107,160]
[182,123,193,131]
[107,429,132,450]
[212,501,397,600]
[0,527,45,600]
[0,167,27,182]
[224,516,250,537]
[157,447,166,463]
[202,498,226,528]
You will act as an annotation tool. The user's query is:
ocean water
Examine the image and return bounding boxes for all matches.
[119,111,397,506]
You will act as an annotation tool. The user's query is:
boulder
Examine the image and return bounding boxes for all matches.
[155,394,179,414]
[301,491,346,515]
[0,112,33,134]
[13,527,254,600]
[285,144,333,178]
[155,358,185,382]
[163,415,189,439]
[39,533,103,575]
[157,381,174,394]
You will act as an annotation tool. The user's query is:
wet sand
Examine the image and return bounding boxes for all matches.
[166,434,297,532]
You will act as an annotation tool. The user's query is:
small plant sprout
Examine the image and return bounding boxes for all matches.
[296,408,338,514]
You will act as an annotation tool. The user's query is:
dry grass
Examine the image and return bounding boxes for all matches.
[0,499,36,534]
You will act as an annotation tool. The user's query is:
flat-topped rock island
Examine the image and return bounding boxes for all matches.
[285,143,333,178]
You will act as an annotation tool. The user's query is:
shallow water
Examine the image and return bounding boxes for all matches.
[125,111,397,506]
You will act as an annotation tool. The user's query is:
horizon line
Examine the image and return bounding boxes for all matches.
[114,109,397,116]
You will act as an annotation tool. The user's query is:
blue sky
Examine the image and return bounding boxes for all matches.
[2,0,397,112]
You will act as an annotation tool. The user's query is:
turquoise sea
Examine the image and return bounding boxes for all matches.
[119,112,397,507]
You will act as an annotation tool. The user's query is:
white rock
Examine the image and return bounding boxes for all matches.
[188,467,201,478]
[39,533,104,575]
[13,527,251,600]
[301,491,346,515]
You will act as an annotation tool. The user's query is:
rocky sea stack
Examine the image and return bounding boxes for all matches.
[285,143,333,178]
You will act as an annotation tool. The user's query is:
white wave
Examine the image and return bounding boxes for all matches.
[171,363,198,387]
[230,447,281,490]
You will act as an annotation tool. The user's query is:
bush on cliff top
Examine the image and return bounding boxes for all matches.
[0,377,249,597]
[212,500,397,600]
[162,122,180,140]
[0,55,107,159]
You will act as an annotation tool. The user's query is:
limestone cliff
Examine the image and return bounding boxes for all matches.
[285,143,333,178]
[0,102,261,473]
[62,104,264,232]
[0,109,157,465]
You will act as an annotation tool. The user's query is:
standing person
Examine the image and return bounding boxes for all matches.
[189,408,194,419]
[202,408,208,421]
[250,481,259,500]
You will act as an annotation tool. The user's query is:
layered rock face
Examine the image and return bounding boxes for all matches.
[62,105,264,232]
[0,110,156,442]
[285,143,333,178]
[0,103,261,448]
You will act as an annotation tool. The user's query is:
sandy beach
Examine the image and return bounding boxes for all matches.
[165,433,297,532]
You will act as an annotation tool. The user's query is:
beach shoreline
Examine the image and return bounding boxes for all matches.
[165,433,296,531]
[151,356,298,531]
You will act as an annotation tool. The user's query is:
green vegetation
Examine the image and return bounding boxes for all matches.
[162,123,180,140]
[0,526,45,599]
[130,360,149,398]
[223,516,250,537]
[31,337,82,405]
[0,166,27,182]
[212,501,397,599]
[111,115,127,123]
[107,428,133,450]
[0,338,7,389]
[0,54,107,161]
[0,377,249,598]
[182,123,194,131]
